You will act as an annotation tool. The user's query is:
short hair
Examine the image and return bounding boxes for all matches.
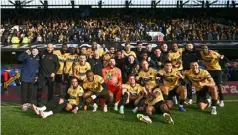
[62,43,67,48]
[128,55,135,58]
[164,60,172,65]
[70,76,79,83]
[137,41,142,45]
[86,70,94,75]
[116,50,122,53]
[140,59,148,65]
[128,74,136,79]
[125,42,131,47]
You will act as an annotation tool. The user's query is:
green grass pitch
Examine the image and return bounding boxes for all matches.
[1,96,238,135]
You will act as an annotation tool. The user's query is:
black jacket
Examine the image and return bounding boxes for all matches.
[39,50,60,77]
[88,57,103,76]
[160,51,169,66]
[182,49,199,70]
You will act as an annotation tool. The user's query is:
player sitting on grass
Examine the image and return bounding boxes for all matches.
[158,61,187,112]
[137,84,174,124]
[183,61,218,115]
[32,77,84,118]
[118,75,144,114]
[82,70,109,112]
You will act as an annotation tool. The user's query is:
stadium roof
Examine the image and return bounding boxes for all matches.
[1,0,237,9]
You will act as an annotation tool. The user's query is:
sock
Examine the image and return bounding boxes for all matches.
[121,93,129,106]
[212,106,216,109]
[179,105,183,107]
[211,99,217,106]
[133,107,138,110]
[93,103,97,107]
[120,105,124,109]
[38,106,47,111]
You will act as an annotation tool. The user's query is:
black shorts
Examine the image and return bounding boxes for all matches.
[196,86,209,104]
[63,74,70,83]
[167,86,179,100]
[55,74,63,83]
[153,100,166,113]
[208,70,222,85]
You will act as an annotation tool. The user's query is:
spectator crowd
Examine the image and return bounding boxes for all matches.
[1,14,238,44]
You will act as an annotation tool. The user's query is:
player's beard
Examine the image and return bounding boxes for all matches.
[110,64,115,68]
[73,85,78,89]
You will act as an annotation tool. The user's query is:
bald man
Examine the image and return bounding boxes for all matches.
[37,44,60,107]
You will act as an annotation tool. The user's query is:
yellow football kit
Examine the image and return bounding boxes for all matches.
[67,85,84,105]
[83,75,105,93]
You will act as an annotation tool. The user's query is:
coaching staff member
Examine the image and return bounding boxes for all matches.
[37,44,59,107]
[182,43,199,104]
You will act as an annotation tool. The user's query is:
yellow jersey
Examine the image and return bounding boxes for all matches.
[200,50,221,70]
[53,50,69,75]
[64,54,78,75]
[184,69,211,91]
[83,75,105,93]
[168,48,183,70]
[158,69,180,91]
[123,50,137,58]
[137,68,158,89]
[67,85,84,105]
[123,83,143,97]
[145,88,164,106]
[74,62,91,80]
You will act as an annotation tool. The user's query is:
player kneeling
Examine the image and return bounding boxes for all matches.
[118,75,144,114]
[32,77,84,118]
[137,85,174,124]
[184,61,218,115]
[83,70,109,112]
[158,61,187,112]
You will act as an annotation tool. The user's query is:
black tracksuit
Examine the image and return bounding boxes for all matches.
[37,50,59,106]
[88,57,103,76]
[182,49,199,99]
[182,49,199,70]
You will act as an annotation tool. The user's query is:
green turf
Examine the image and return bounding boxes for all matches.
[2,102,238,135]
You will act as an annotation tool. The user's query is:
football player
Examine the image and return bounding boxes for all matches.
[119,75,144,114]
[136,60,158,89]
[168,43,183,71]
[102,58,122,111]
[32,77,84,118]
[200,45,224,107]
[137,84,174,124]
[158,61,187,112]
[73,54,91,82]
[82,70,109,112]
[184,61,218,115]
